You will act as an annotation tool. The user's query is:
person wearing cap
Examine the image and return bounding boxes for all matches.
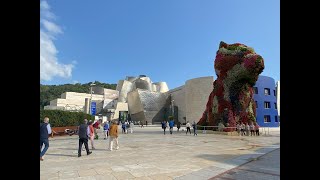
[108,121,119,151]
[78,119,92,157]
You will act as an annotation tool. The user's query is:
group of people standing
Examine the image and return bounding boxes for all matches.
[161,120,174,134]
[185,121,198,136]
[78,119,120,156]
[161,120,198,136]
[121,121,134,134]
[236,122,260,136]
[40,117,121,161]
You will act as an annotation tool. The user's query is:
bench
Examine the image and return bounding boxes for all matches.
[51,126,78,138]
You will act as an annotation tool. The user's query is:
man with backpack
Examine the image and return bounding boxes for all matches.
[169,119,174,134]
[161,121,167,135]
[103,121,110,139]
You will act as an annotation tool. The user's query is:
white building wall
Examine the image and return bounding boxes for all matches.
[44,90,115,114]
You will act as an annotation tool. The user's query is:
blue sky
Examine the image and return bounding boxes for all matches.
[40,0,280,89]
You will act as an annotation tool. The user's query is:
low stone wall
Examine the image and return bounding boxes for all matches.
[211,131,239,136]
[51,126,78,138]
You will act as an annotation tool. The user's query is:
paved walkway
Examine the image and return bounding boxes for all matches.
[40,126,280,180]
[208,148,280,180]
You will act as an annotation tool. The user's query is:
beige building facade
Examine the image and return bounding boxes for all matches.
[44,75,214,124]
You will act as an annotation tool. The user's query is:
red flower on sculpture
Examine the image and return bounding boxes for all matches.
[198,41,264,132]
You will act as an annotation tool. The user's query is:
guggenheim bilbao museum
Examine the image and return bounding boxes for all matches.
[44,75,213,124]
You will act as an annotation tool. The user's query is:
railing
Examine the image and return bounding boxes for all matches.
[196,125,237,134]
[194,125,274,136]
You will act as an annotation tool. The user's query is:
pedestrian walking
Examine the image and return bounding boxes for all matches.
[108,121,119,151]
[192,121,198,136]
[40,117,52,161]
[186,121,191,135]
[78,119,92,157]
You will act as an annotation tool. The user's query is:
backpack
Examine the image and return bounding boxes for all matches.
[104,123,109,130]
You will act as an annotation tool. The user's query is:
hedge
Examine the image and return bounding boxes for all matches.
[40,110,94,127]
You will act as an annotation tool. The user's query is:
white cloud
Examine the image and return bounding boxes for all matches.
[41,19,62,34]
[40,1,55,20]
[40,1,49,10]
[40,1,74,81]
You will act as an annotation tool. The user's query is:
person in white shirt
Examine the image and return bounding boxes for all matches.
[129,121,134,133]
[240,122,245,136]
[186,121,191,135]
[245,123,250,136]
[250,123,255,136]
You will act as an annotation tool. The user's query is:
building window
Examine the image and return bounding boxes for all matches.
[274,103,277,109]
[274,90,276,96]
[275,116,278,122]
[255,101,258,108]
[254,87,258,94]
[264,102,271,109]
[264,115,271,123]
[264,88,270,95]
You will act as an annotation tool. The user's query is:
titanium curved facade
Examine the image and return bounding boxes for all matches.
[153,82,169,93]
[253,76,279,127]
[115,75,170,124]
[125,76,138,82]
[116,80,133,102]
[127,89,168,124]
[139,76,152,84]
[133,79,152,91]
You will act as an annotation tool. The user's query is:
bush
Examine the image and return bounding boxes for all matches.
[40,110,94,127]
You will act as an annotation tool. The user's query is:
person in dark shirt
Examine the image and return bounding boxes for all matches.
[177,121,181,132]
[161,121,167,135]
[192,121,198,136]
[78,119,92,157]
[40,117,52,161]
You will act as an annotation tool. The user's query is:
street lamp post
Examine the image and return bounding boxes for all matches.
[171,100,174,117]
[89,83,96,115]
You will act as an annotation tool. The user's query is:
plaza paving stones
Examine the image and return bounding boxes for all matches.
[41,126,280,180]
[208,148,280,180]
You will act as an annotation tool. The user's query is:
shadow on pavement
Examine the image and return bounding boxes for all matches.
[46,153,77,157]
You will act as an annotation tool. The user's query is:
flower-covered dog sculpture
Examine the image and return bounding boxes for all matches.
[198,41,264,131]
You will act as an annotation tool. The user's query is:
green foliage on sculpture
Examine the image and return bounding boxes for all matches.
[198,41,264,131]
